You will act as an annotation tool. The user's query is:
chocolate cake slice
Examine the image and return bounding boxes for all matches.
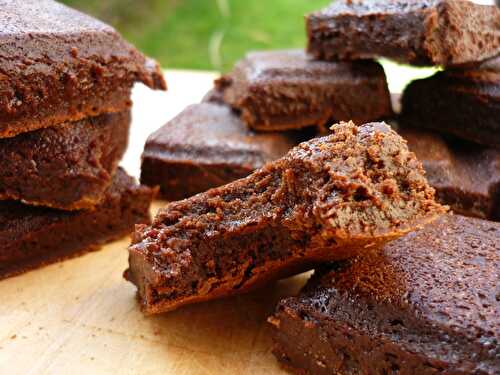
[126,121,445,314]
[0,111,130,210]
[307,0,500,67]
[270,215,499,375]
[0,168,155,280]
[215,50,392,131]
[140,102,312,201]
[400,57,500,147]
[0,0,166,138]
[399,127,500,221]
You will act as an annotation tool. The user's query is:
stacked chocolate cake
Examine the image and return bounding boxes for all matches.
[0,0,166,279]
[128,1,498,374]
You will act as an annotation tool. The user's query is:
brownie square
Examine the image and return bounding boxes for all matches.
[0,168,155,280]
[126,122,444,314]
[399,127,500,221]
[0,0,166,138]
[0,111,130,210]
[140,102,312,200]
[400,58,500,147]
[214,50,392,131]
[307,0,500,67]
[270,215,499,375]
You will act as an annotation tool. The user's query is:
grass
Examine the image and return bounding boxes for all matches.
[60,0,329,72]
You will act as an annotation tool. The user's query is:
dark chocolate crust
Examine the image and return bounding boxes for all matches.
[126,121,444,314]
[0,0,166,138]
[140,102,312,200]
[400,58,500,147]
[215,50,392,131]
[307,0,500,67]
[399,127,500,221]
[0,168,155,280]
[0,111,130,210]
[270,215,500,375]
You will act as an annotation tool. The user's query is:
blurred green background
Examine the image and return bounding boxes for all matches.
[60,0,328,71]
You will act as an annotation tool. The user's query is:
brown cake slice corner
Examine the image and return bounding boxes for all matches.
[125,121,445,314]
[269,215,500,374]
[307,0,500,67]
[0,168,155,280]
[215,50,392,131]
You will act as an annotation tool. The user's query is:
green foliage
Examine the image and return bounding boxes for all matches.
[59,0,329,71]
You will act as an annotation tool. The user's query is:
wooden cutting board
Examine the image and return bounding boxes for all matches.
[0,71,307,374]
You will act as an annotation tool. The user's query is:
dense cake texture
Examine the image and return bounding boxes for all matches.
[214,50,392,131]
[0,111,130,210]
[0,168,155,280]
[0,0,166,138]
[140,102,312,200]
[126,121,445,314]
[270,215,499,375]
[399,127,500,221]
[307,0,500,67]
[400,58,500,147]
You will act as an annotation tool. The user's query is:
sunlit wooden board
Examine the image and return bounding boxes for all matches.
[0,70,308,375]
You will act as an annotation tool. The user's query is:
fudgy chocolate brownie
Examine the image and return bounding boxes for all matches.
[307,0,500,67]
[270,215,499,375]
[126,121,445,314]
[0,111,130,210]
[400,58,500,147]
[0,168,155,280]
[214,50,392,131]
[0,0,166,138]
[140,102,312,200]
[399,127,500,221]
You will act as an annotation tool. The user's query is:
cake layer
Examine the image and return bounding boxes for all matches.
[0,168,155,280]
[0,111,130,210]
[126,121,444,314]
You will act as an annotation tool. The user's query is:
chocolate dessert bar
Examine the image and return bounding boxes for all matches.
[0,111,130,210]
[140,103,312,200]
[400,58,500,147]
[0,0,166,138]
[270,215,499,375]
[307,0,500,67]
[126,121,445,314]
[215,50,392,131]
[0,168,155,280]
[399,127,500,221]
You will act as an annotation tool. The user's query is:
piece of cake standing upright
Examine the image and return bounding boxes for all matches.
[307,0,500,67]
[126,121,445,314]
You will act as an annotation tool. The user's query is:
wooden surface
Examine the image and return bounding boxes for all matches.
[0,70,308,375]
